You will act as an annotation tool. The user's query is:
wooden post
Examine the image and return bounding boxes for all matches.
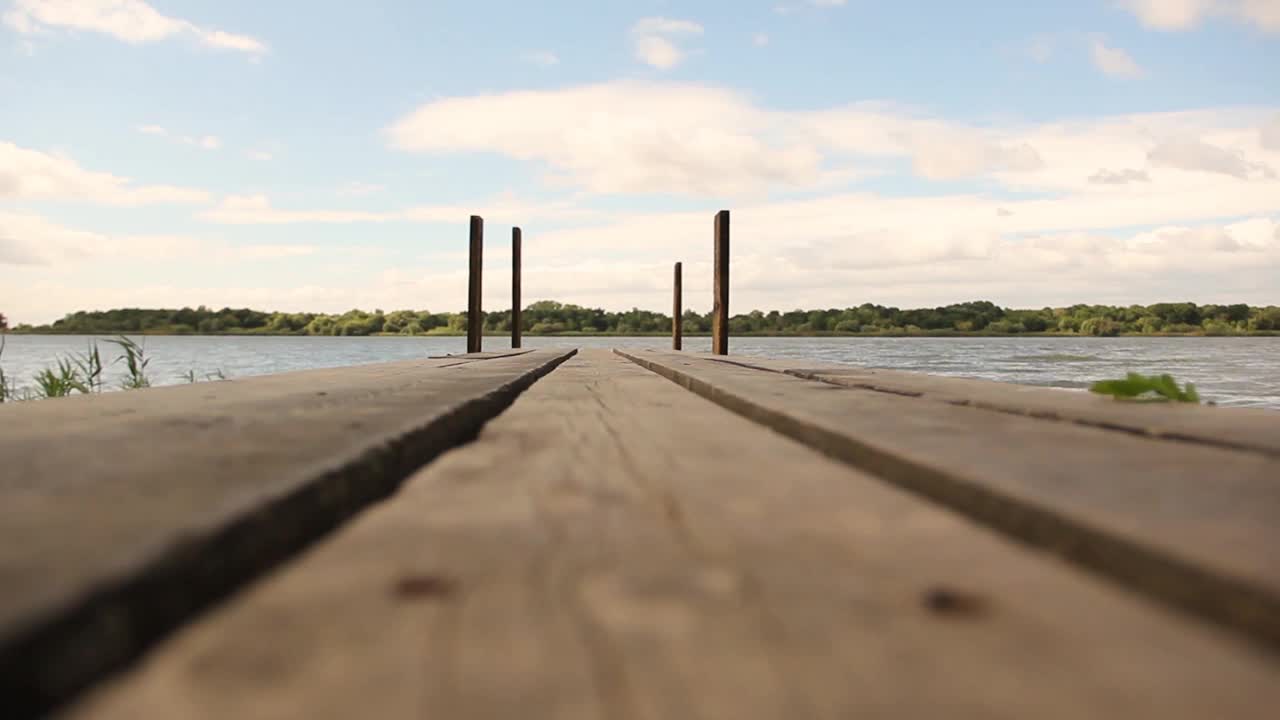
[673,261,683,351]
[712,210,730,355]
[467,215,483,354]
[511,227,522,349]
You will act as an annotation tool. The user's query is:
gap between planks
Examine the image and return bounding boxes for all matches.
[696,353,1280,460]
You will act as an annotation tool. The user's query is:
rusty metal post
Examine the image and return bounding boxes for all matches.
[673,261,683,351]
[512,227,522,349]
[467,215,483,354]
[712,210,730,355]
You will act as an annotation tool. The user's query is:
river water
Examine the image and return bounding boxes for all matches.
[2,335,1277,409]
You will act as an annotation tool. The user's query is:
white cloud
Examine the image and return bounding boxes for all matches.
[247,150,274,161]
[0,141,210,205]
[0,210,312,267]
[395,101,1272,309]
[1260,115,1280,150]
[4,0,267,54]
[10,202,1278,322]
[386,82,1280,199]
[399,197,599,224]
[387,83,823,195]
[514,187,1279,271]
[1240,0,1280,30]
[523,50,560,66]
[199,195,394,225]
[800,108,1029,181]
[197,28,265,53]
[0,211,103,265]
[198,193,601,226]
[492,199,1280,314]
[753,33,770,47]
[633,36,683,70]
[811,0,848,6]
[1120,0,1213,29]
[630,17,703,69]
[1089,168,1151,184]
[632,17,704,35]
[1148,137,1274,178]
[9,85,1280,321]
[1090,37,1144,77]
[1018,33,1148,75]
[1119,0,1280,32]
[135,125,222,151]
[936,108,1279,195]
[176,164,1280,317]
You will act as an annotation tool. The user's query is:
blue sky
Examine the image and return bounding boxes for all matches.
[2,0,1278,323]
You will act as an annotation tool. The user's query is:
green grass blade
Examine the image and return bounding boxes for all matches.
[1090,372,1202,404]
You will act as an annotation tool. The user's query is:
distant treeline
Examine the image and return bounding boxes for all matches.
[8,300,1280,337]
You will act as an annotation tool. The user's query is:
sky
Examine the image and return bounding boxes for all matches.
[1,0,1278,324]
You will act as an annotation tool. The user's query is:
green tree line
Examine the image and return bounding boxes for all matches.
[7,300,1280,337]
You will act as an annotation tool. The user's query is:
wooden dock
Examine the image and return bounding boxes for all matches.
[2,348,1279,718]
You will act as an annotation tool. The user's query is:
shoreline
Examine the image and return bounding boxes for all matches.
[6,331,1279,339]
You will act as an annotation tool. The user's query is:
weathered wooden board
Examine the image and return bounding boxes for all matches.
[691,352,1280,457]
[71,350,1279,720]
[0,348,574,717]
[617,349,1280,650]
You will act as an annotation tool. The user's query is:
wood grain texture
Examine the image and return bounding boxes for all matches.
[71,350,1279,720]
[0,349,574,716]
[617,349,1280,651]
[691,352,1280,458]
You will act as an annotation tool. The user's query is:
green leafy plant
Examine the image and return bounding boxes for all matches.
[33,358,88,398]
[1090,373,1201,403]
[73,341,105,393]
[107,336,151,389]
[180,367,227,384]
[0,335,14,403]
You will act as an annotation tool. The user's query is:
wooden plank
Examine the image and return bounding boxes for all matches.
[711,210,729,355]
[0,349,575,717]
[616,349,1280,650]
[693,353,1280,458]
[512,226,522,349]
[672,261,682,351]
[70,350,1279,719]
[467,215,484,354]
